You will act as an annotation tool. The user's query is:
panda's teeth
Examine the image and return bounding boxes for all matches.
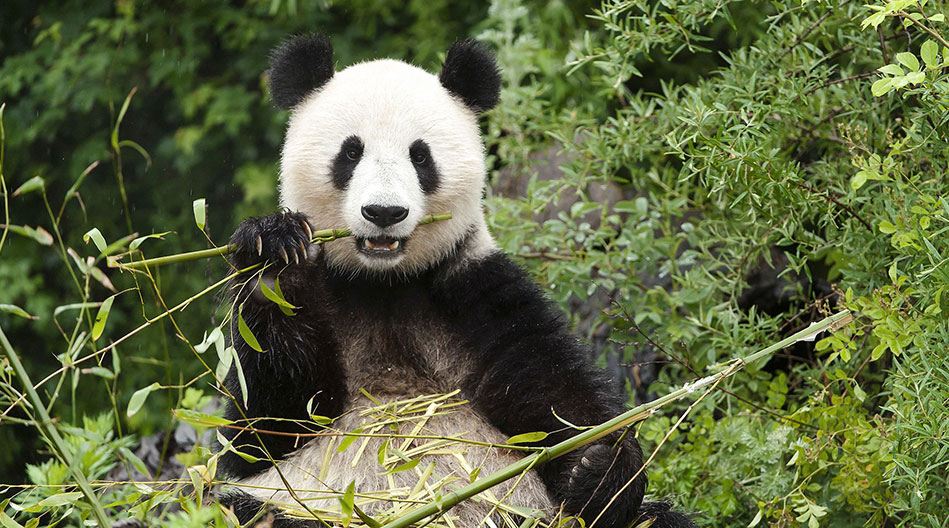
[388,240,400,250]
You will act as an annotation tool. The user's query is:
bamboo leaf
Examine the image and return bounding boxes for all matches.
[92,294,116,340]
[129,231,172,251]
[83,228,107,254]
[229,346,249,408]
[506,431,548,444]
[127,382,160,417]
[0,304,37,320]
[36,492,83,507]
[339,480,356,528]
[12,175,44,197]
[337,428,363,453]
[353,504,382,528]
[237,306,263,351]
[193,198,206,230]
[385,457,421,474]
[174,408,234,427]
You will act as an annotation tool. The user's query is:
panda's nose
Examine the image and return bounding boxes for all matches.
[361,204,409,227]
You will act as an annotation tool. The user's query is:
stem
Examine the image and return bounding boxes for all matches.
[0,326,112,528]
[112,213,453,270]
[378,310,851,528]
[898,11,949,49]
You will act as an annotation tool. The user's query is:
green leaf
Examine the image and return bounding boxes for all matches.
[92,294,116,340]
[921,40,939,68]
[337,428,363,453]
[878,221,897,234]
[12,175,44,197]
[193,198,206,230]
[748,509,763,528]
[339,480,355,528]
[506,431,549,444]
[237,306,263,352]
[260,278,298,312]
[230,346,249,408]
[853,382,867,402]
[36,492,83,507]
[877,64,903,76]
[129,231,172,251]
[896,52,919,71]
[127,382,160,417]
[174,408,234,427]
[0,304,37,320]
[0,511,24,528]
[353,505,382,528]
[870,78,894,97]
[385,457,421,474]
[850,171,867,191]
[83,228,107,254]
[118,446,151,478]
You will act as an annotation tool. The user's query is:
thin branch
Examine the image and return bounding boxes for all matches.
[781,9,834,59]
[793,181,873,232]
[898,10,949,49]
[804,71,876,95]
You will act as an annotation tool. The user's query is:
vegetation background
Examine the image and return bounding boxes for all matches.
[1,0,947,526]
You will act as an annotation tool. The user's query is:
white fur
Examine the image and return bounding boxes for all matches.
[279,59,496,276]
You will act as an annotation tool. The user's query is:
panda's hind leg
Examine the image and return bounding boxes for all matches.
[636,501,698,528]
[220,490,323,528]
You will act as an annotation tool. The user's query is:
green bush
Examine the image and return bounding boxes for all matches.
[1,0,948,526]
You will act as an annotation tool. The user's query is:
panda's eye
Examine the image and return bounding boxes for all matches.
[346,149,360,161]
[411,152,427,165]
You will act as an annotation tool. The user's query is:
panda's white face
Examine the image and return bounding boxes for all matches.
[279,59,494,276]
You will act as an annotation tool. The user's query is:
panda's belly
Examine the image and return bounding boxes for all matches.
[236,394,555,526]
[236,318,556,525]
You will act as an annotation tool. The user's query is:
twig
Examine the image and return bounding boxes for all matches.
[804,71,876,95]
[898,10,949,49]
[378,310,852,528]
[111,213,452,270]
[793,181,873,232]
[781,9,834,59]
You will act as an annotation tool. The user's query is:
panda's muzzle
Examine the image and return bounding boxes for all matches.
[356,236,406,257]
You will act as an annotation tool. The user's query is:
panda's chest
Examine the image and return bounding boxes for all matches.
[328,292,471,397]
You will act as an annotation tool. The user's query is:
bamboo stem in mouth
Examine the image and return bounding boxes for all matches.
[111,213,452,270]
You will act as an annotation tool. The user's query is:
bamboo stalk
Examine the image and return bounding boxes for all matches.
[111,213,453,270]
[0,325,113,528]
[377,309,852,528]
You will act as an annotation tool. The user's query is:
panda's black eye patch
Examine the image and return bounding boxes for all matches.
[409,139,439,194]
[332,135,364,190]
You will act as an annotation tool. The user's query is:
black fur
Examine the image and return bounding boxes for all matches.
[268,34,335,110]
[219,212,347,478]
[218,212,696,528]
[438,39,502,113]
[409,139,440,194]
[331,135,364,190]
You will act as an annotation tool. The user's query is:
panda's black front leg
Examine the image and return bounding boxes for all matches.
[218,211,347,479]
[438,253,647,527]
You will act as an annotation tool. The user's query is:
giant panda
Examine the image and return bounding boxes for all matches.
[218,34,697,528]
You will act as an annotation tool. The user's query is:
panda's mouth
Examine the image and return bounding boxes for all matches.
[356,236,406,257]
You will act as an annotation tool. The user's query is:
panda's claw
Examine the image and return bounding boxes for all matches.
[279,247,290,265]
[256,235,263,256]
[301,220,313,241]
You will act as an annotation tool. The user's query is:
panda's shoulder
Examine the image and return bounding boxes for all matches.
[434,250,561,318]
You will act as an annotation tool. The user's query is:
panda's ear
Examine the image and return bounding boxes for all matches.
[438,39,501,114]
[267,34,335,110]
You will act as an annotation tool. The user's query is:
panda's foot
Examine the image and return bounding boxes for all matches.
[563,443,644,527]
[230,211,316,269]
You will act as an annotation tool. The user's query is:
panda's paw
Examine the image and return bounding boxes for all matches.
[230,211,317,269]
[563,443,643,527]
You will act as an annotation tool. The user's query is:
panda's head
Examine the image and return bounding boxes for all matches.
[269,34,501,277]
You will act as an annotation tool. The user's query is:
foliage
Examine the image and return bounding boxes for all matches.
[1,0,948,527]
